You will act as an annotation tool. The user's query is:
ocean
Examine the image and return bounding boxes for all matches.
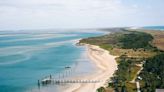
[142,26,164,30]
[0,30,106,92]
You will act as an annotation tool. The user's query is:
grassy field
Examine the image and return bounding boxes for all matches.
[143,31,164,51]
[125,82,137,92]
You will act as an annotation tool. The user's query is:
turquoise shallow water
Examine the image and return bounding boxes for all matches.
[0,30,106,92]
[142,26,164,30]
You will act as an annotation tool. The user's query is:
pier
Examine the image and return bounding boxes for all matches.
[38,74,102,86]
[38,66,74,86]
[37,66,101,87]
[37,66,102,88]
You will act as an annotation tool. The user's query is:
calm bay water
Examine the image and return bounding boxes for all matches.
[0,30,105,92]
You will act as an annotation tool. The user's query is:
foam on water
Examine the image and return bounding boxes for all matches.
[0,54,30,65]
[0,34,77,43]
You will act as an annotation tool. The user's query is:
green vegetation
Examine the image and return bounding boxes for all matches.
[139,53,164,92]
[125,82,137,92]
[99,44,113,51]
[118,32,153,49]
[80,29,164,92]
[80,31,154,50]
[97,87,106,92]
[110,56,141,92]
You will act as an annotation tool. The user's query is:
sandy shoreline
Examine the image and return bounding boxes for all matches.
[64,44,117,92]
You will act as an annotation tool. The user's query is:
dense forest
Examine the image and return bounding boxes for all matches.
[139,53,164,92]
[118,32,153,49]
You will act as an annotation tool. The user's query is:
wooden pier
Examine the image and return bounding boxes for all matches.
[37,66,101,87]
[38,74,101,87]
[38,66,73,86]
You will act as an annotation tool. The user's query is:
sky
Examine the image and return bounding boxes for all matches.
[0,0,164,30]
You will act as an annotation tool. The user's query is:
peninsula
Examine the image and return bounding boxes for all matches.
[79,28,164,92]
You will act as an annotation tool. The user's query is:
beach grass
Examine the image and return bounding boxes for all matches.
[144,31,164,51]
[128,65,141,81]
[125,82,136,92]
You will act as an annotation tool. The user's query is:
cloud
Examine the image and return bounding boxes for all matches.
[0,0,163,30]
[0,0,125,14]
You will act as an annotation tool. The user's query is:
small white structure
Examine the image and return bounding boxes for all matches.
[137,76,142,80]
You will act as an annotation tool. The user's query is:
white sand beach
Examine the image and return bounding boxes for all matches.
[64,44,117,92]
